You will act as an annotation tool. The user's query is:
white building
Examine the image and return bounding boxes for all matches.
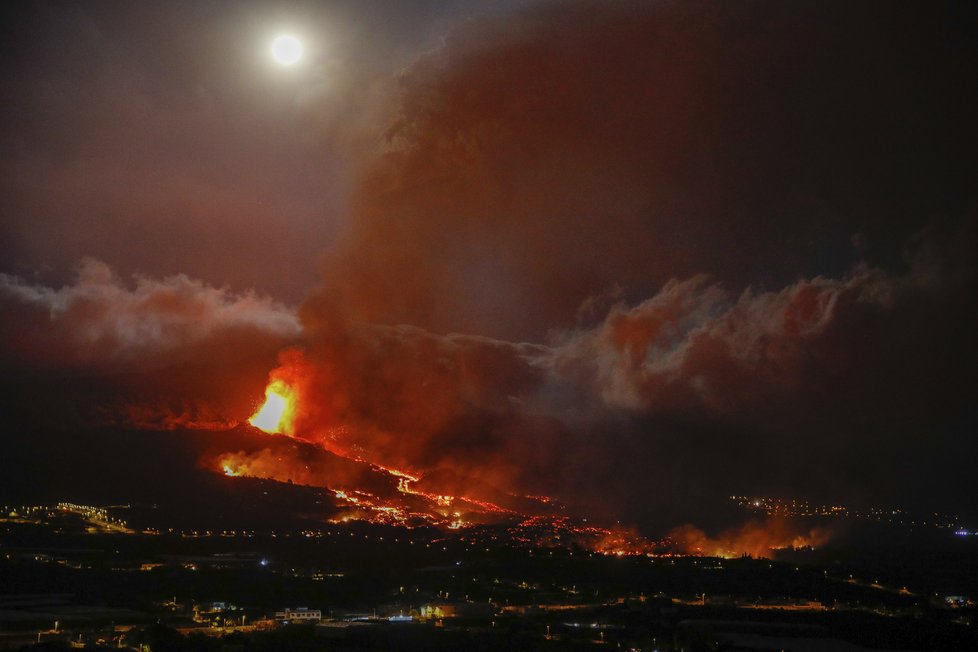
[275,607,321,622]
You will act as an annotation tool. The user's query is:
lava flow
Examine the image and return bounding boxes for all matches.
[219,376,824,559]
[217,376,560,534]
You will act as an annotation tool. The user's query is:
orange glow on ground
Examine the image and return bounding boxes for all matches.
[248,379,297,434]
[668,519,830,559]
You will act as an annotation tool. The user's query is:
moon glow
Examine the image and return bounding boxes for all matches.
[271,35,302,65]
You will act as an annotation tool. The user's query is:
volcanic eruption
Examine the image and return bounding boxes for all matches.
[248,379,297,435]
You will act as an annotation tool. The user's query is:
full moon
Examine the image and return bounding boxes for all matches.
[271,35,302,65]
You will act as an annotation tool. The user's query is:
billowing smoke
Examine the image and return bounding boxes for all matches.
[0,258,301,430]
[549,237,971,415]
[315,0,976,341]
[252,225,973,526]
[0,258,299,371]
[273,0,977,524]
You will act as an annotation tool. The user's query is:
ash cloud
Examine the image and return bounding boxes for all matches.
[317,0,978,341]
[283,0,978,521]
[271,223,975,524]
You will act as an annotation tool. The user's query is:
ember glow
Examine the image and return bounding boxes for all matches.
[248,380,297,435]
[668,519,832,559]
[503,516,660,557]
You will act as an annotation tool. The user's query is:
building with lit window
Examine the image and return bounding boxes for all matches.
[274,607,321,622]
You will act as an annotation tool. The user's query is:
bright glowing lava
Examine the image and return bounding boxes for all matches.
[248,379,296,434]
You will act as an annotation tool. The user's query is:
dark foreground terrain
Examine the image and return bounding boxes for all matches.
[1,502,975,651]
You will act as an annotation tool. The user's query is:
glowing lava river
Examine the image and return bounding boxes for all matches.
[209,378,824,559]
[203,377,665,556]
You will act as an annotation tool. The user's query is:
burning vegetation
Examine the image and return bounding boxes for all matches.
[668,519,831,559]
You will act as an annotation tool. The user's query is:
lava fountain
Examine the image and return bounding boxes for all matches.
[248,379,297,435]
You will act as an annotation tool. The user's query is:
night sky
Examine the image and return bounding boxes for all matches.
[1,1,976,528]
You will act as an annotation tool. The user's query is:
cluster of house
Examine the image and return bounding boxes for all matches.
[272,601,492,625]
